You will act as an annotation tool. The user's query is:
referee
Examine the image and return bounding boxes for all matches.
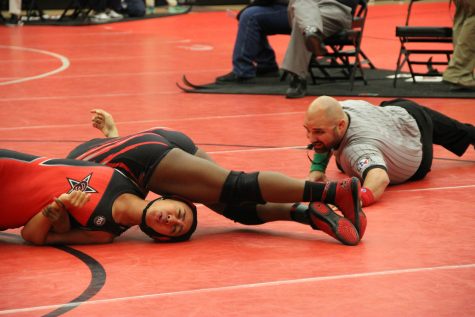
[303,96,475,206]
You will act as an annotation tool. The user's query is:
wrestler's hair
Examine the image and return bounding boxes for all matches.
[139,196,198,243]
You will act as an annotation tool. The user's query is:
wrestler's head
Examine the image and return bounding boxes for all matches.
[139,196,197,242]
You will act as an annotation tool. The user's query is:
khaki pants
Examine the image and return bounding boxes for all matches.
[442,0,475,84]
[281,0,352,78]
[9,0,22,15]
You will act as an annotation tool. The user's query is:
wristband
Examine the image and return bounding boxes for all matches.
[309,152,330,172]
[360,187,375,207]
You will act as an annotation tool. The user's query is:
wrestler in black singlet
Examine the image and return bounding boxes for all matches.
[67,128,198,194]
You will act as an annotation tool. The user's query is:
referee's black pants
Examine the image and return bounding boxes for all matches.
[380,98,475,181]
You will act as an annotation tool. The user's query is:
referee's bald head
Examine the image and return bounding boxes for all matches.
[307,96,345,125]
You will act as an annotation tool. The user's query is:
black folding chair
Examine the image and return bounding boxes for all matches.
[308,0,375,91]
[58,0,96,21]
[393,0,453,87]
[24,0,47,22]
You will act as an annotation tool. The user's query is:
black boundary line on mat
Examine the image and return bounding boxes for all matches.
[0,232,106,317]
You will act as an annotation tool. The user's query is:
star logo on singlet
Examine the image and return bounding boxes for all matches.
[67,173,98,194]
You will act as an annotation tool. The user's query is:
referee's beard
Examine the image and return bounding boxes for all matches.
[312,127,341,153]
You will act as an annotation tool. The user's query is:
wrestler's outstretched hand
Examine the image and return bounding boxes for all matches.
[91,109,119,137]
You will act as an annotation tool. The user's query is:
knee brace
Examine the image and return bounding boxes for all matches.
[219,171,265,205]
[223,202,264,225]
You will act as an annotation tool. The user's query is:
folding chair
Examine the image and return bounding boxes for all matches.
[308,0,375,91]
[393,0,453,87]
[24,0,46,22]
[58,0,95,21]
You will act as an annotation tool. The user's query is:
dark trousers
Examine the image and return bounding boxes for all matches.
[233,4,291,77]
[380,98,475,180]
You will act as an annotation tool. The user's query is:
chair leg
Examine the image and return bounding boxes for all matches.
[349,53,366,90]
[406,55,417,84]
[359,50,376,69]
[393,48,407,88]
[358,60,368,86]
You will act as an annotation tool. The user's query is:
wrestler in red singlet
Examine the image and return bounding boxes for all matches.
[0,149,144,235]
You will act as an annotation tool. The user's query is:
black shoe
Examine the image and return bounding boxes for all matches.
[304,31,327,56]
[216,72,255,84]
[286,73,307,99]
[442,79,475,91]
[5,14,23,26]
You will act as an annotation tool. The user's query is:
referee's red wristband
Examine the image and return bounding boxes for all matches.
[360,187,375,207]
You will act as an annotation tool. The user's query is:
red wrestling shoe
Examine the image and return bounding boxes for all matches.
[322,177,366,238]
[308,202,360,246]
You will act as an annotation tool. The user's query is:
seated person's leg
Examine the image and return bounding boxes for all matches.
[442,3,475,89]
[124,0,146,17]
[216,4,289,83]
[5,0,22,25]
[253,4,291,76]
[281,24,312,98]
[282,0,352,98]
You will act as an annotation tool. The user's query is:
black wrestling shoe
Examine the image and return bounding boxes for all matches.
[304,31,328,56]
[307,202,360,246]
[216,72,255,84]
[286,73,307,99]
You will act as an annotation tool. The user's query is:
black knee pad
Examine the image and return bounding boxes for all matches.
[219,171,265,205]
[223,202,264,225]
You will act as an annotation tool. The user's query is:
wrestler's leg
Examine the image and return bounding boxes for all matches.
[192,148,301,222]
[194,148,216,162]
[148,148,333,204]
[150,149,363,242]
[207,201,298,222]
[147,148,229,203]
[216,201,360,246]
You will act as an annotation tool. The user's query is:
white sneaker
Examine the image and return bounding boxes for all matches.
[91,12,111,22]
[106,10,123,19]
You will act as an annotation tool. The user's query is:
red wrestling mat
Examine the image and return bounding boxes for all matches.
[1,2,475,316]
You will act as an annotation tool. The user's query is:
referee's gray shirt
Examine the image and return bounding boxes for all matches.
[334,100,422,184]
